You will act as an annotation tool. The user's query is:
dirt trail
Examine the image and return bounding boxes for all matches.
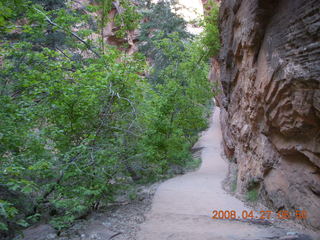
[136,108,286,240]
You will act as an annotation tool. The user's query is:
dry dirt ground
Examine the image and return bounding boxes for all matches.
[21,183,159,240]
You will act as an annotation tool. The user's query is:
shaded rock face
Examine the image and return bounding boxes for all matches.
[218,0,320,230]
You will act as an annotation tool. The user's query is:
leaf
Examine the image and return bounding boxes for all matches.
[17,219,29,227]
[21,185,34,194]
[26,213,41,223]
[0,221,8,231]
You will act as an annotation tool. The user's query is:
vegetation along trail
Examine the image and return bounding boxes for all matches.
[1,0,319,239]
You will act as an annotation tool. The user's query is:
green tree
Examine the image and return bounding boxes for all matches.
[200,0,220,59]
[137,0,192,83]
[138,34,213,175]
[0,0,217,237]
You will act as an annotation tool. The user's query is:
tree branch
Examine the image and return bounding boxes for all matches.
[33,7,101,58]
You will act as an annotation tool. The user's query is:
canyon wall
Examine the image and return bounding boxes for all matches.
[217,0,320,230]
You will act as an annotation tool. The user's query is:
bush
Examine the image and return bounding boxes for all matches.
[0,0,216,236]
[200,0,220,59]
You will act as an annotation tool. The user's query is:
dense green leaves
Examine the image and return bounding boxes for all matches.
[137,0,192,82]
[141,35,213,171]
[0,0,219,237]
[0,40,146,233]
[200,0,220,59]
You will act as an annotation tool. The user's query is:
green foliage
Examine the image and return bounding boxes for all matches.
[185,157,201,171]
[246,189,259,202]
[0,200,18,231]
[96,0,141,47]
[0,1,145,234]
[137,33,213,176]
[0,39,146,233]
[137,0,191,82]
[0,0,216,237]
[128,188,138,201]
[134,0,215,176]
[113,0,141,38]
[0,0,26,32]
[200,1,220,59]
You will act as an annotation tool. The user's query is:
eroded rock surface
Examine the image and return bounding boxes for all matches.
[218,0,320,230]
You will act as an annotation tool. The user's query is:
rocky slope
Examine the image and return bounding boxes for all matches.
[216,0,320,230]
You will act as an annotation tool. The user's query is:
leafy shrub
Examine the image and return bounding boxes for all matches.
[0,0,215,237]
[137,0,192,82]
[200,0,220,59]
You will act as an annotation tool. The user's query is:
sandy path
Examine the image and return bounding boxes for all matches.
[136,108,283,240]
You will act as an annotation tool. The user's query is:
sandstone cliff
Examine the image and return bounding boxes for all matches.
[217,0,320,230]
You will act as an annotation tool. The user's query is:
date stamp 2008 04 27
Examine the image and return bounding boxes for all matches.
[211,210,308,220]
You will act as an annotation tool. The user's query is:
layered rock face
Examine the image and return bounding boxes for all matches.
[218,0,320,230]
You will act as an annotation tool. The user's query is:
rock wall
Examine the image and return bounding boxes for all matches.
[218,0,320,230]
